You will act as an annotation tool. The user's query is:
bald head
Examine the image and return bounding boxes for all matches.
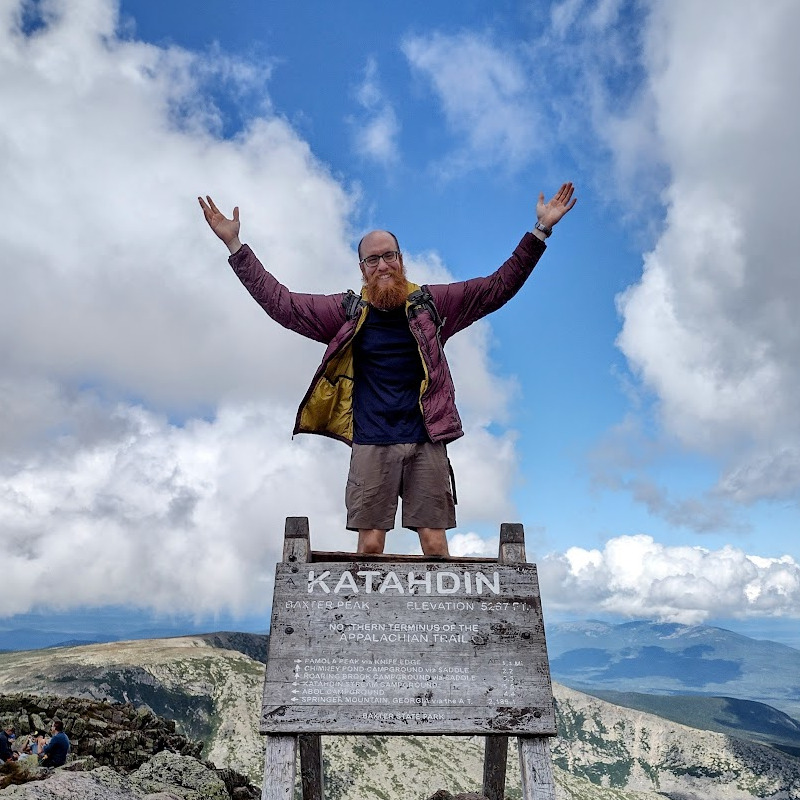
[357,230,400,260]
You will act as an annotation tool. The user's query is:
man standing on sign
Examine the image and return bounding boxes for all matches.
[199,183,576,557]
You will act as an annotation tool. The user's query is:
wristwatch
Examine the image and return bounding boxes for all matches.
[534,221,552,238]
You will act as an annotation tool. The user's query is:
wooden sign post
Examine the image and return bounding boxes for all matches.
[261,518,556,800]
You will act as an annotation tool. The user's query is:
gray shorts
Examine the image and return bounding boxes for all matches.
[345,442,456,532]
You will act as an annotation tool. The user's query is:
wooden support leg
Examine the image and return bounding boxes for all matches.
[499,522,527,564]
[262,735,297,800]
[518,737,556,800]
[283,516,311,562]
[299,734,324,800]
[483,735,509,800]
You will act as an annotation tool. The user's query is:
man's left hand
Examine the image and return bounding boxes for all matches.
[536,182,577,230]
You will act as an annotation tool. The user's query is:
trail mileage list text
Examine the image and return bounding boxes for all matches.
[261,562,556,735]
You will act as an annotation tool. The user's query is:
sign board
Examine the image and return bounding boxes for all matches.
[261,560,556,735]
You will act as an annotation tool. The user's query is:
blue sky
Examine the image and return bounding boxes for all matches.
[2,0,800,640]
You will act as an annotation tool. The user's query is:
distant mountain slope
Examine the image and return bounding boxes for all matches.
[319,732,663,800]
[0,628,119,651]
[2,635,800,799]
[553,684,800,799]
[547,620,800,719]
[583,690,800,757]
[194,631,268,664]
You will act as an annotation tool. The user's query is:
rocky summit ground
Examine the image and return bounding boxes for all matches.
[0,751,236,799]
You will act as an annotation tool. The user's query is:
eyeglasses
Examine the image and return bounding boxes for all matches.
[359,250,401,268]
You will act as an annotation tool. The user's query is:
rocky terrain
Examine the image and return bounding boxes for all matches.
[1,634,799,799]
[0,635,264,782]
[0,693,258,799]
[582,691,800,757]
[553,685,800,799]
[0,751,251,799]
[0,692,200,771]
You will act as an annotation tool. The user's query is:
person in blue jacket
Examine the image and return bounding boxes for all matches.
[39,720,69,767]
[0,725,16,763]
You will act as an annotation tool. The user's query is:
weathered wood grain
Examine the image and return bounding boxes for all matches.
[261,561,555,735]
[262,735,297,800]
[282,517,310,563]
[311,551,498,564]
[483,735,509,800]
[480,523,525,799]
[499,522,527,565]
[259,519,557,800]
[298,734,323,800]
[518,737,556,800]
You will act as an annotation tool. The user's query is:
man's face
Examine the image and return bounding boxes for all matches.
[359,231,406,310]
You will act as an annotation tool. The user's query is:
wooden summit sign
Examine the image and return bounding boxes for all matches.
[261,519,558,800]
[261,539,555,737]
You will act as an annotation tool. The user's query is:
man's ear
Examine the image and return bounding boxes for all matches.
[360,265,367,281]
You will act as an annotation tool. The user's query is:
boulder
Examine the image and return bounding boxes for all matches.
[426,792,490,800]
[0,765,144,798]
[0,755,242,799]
[130,752,228,800]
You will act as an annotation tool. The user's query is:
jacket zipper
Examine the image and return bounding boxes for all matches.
[408,310,436,440]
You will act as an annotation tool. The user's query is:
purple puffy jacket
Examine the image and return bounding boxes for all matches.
[228,232,546,445]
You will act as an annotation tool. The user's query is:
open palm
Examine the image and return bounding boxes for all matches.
[198,195,240,245]
[536,182,577,229]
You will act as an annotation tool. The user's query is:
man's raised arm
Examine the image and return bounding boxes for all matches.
[430,181,578,337]
[197,194,348,344]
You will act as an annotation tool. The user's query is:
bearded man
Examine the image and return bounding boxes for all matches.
[199,184,576,556]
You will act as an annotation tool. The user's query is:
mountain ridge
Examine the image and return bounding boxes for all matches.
[547,620,800,720]
[2,633,800,799]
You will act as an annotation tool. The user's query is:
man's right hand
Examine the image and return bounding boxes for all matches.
[198,195,242,254]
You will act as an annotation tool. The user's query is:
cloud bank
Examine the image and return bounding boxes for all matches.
[539,535,800,624]
[0,0,518,616]
[4,0,799,626]
[614,1,800,504]
[530,0,800,521]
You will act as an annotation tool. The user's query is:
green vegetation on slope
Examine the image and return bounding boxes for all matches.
[584,690,800,757]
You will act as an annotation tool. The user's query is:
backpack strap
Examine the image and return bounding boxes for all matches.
[341,289,366,320]
[344,285,444,329]
[407,284,444,330]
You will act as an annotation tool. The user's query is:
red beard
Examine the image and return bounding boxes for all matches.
[364,266,408,310]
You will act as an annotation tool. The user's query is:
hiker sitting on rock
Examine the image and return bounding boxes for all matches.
[38,720,70,768]
[0,726,17,763]
[200,184,576,557]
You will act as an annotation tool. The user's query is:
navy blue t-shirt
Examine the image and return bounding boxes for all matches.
[352,306,427,444]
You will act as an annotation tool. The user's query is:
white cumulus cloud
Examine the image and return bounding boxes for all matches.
[0,0,522,616]
[538,535,800,624]
[449,532,498,558]
[402,31,540,176]
[614,0,800,504]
